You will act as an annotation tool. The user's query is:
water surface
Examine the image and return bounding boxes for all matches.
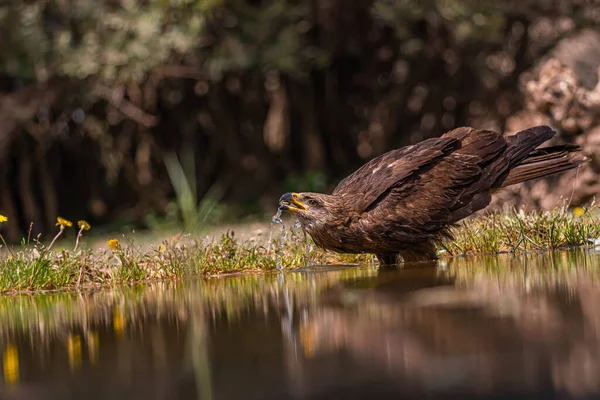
[2,249,600,399]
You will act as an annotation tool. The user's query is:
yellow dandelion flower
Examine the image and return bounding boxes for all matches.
[56,217,73,228]
[573,207,585,217]
[0,215,7,223]
[107,239,120,250]
[77,220,91,230]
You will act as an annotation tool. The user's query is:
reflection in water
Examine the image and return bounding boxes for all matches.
[1,250,600,398]
[3,344,18,385]
[67,334,82,372]
[87,331,98,365]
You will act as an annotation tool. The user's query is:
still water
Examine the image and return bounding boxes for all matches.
[2,249,600,399]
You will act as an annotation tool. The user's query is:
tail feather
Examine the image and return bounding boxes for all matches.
[518,144,581,165]
[501,146,587,188]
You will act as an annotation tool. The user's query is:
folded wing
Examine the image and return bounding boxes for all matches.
[335,126,562,239]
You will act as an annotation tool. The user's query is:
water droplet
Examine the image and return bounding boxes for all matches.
[303,230,314,267]
[271,208,286,270]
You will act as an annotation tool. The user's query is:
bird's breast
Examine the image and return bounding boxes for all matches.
[303,221,362,253]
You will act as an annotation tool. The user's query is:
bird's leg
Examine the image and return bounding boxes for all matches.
[399,242,438,263]
[376,253,401,268]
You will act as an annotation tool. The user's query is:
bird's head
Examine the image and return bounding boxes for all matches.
[278,192,342,229]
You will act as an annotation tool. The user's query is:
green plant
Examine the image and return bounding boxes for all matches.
[164,149,227,232]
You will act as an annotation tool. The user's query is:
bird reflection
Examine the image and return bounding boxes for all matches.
[291,258,600,396]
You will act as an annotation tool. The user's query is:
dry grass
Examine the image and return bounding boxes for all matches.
[0,223,372,293]
[442,206,600,256]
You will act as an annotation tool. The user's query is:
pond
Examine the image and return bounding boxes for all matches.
[1,249,600,399]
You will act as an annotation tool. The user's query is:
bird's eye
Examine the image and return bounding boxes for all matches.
[307,199,319,207]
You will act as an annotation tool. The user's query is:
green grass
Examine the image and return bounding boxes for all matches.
[443,206,600,256]
[0,226,371,293]
[0,206,598,293]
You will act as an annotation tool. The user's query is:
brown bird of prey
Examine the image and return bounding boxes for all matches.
[278,126,587,266]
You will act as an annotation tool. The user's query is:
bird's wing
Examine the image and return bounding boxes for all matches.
[332,136,460,213]
[364,128,511,233]
[335,127,509,220]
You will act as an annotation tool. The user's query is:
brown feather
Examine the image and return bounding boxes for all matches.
[333,137,459,213]
[501,150,587,187]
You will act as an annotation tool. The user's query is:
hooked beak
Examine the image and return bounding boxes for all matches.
[279,192,308,212]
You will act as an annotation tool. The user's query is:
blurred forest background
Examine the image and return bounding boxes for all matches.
[1,0,600,240]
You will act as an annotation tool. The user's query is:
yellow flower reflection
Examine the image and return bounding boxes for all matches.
[68,334,82,371]
[3,344,19,384]
[56,217,73,228]
[113,309,125,337]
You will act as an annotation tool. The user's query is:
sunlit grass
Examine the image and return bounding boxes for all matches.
[0,206,598,293]
[443,206,600,256]
[0,220,369,293]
